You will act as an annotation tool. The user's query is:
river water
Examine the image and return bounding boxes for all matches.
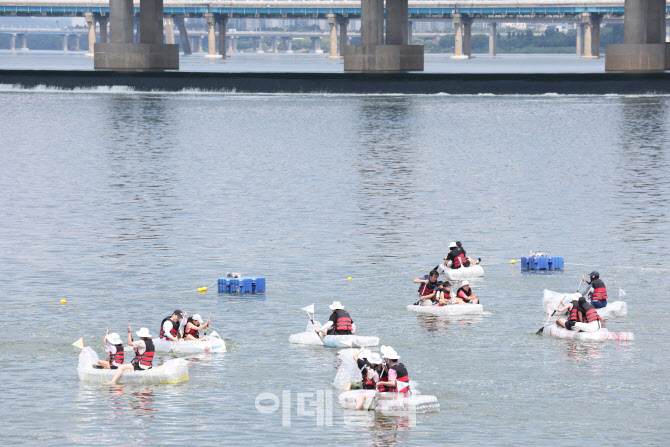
[1,52,669,446]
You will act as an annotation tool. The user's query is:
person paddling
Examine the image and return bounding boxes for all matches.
[354,353,383,410]
[456,280,479,304]
[316,301,355,337]
[413,270,439,306]
[160,310,184,341]
[554,297,602,332]
[445,242,479,270]
[582,271,608,309]
[110,327,155,385]
[183,314,210,340]
[376,346,410,396]
[96,330,124,369]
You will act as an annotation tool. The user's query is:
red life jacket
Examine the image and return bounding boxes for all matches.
[377,368,390,392]
[450,248,466,269]
[132,339,155,368]
[568,301,581,322]
[333,309,353,334]
[584,308,602,323]
[589,279,608,301]
[418,281,437,297]
[109,343,124,366]
[184,324,199,339]
[388,363,410,394]
[363,366,379,390]
[457,286,472,300]
[159,316,179,339]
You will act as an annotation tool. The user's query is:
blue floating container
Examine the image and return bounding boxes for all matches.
[521,256,564,271]
[217,276,266,293]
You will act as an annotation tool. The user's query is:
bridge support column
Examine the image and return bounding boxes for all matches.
[10,34,16,51]
[233,35,238,52]
[272,36,279,53]
[282,37,293,53]
[338,17,349,56]
[489,22,497,56]
[310,36,323,53]
[253,36,263,53]
[606,0,669,71]
[452,13,472,59]
[666,22,670,42]
[205,13,222,58]
[218,16,228,57]
[62,34,70,52]
[174,16,191,54]
[85,12,96,56]
[327,13,339,58]
[408,20,413,44]
[97,16,109,44]
[582,12,602,58]
[228,35,234,53]
[576,22,584,56]
[198,35,205,53]
[18,33,28,51]
[164,17,175,44]
[344,0,423,70]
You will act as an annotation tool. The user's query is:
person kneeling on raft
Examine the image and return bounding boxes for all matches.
[444,241,480,270]
[582,271,608,309]
[183,313,210,340]
[376,346,410,396]
[316,301,355,337]
[353,353,384,410]
[110,326,155,385]
[554,297,602,332]
[160,310,184,341]
[456,280,479,304]
[413,270,439,306]
[96,329,124,369]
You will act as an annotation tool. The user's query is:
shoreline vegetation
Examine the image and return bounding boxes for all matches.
[0,25,623,54]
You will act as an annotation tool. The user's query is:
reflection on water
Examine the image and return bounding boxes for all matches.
[415,314,483,333]
[345,411,412,447]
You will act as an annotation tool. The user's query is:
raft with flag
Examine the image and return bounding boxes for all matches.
[542,289,628,319]
[77,347,189,384]
[288,304,379,348]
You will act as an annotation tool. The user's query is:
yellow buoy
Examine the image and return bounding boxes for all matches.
[347,277,353,281]
[202,287,207,291]
[510,260,516,264]
[60,299,67,304]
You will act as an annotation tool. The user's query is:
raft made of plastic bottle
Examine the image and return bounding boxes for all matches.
[77,347,189,384]
[542,325,634,342]
[437,264,484,280]
[289,322,379,348]
[339,390,440,414]
[407,303,484,316]
[152,331,226,354]
[542,289,628,318]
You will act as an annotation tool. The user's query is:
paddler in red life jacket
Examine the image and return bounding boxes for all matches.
[554,297,602,332]
[413,270,439,306]
[96,330,124,369]
[315,301,356,337]
[444,241,480,270]
[183,314,210,340]
[582,271,608,309]
[456,280,479,304]
[159,310,184,341]
[376,346,410,396]
[110,326,156,385]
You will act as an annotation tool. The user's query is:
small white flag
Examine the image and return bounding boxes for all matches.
[619,288,626,298]
[72,337,84,349]
[301,304,315,314]
[397,381,410,391]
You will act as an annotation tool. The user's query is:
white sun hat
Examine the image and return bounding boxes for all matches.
[193,314,204,323]
[381,346,400,360]
[449,242,457,248]
[329,301,344,310]
[107,333,122,345]
[359,348,371,359]
[136,327,152,338]
[462,280,470,286]
[368,353,382,365]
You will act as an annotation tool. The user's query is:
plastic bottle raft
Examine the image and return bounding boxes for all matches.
[541,325,634,342]
[218,276,265,293]
[521,253,564,271]
[77,347,189,384]
[407,303,484,316]
[289,322,379,348]
[338,390,440,414]
[542,289,627,318]
[153,331,226,354]
[437,263,484,280]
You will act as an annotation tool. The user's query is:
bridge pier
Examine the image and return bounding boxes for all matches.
[282,36,293,53]
[198,35,205,53]
[205,13,222,58]
[10,34,16,51]
[254,36,264,53]
[218,16,228,57]
[228,35,234,53]
[408,20,413,44]
[489,22,497,56]
[310,36,323,53]
[174,16,191,55]
[327,13,339,58]
[233,35,238,52]
[452,13,472,59]
[18,33,28,51]
[272,36,279,53]
[606,0,669,71]
[344,0,423,71]
[164,17,175,44]
[576,22,584,56]
[62,34,70,52]
[338,17,349,57]
[85,12,96,56]
[97,16,108,44]
[582,12,601,58]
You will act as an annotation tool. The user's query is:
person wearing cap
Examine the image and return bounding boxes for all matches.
[110,326,156,384]
[316,301,355,337]
[413,270,439,306]
[354,353,384,410]
[456,281,479,304]
[376,346,410,395]
[444,241,479,270]
[96,329,124,369]
[183,314,211,340]
[554,297,602,332]
[581,271,608,309]
[159,310,184,341]
[345,347,371,391]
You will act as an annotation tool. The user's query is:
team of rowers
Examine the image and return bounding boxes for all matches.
[552,271,609,333]
[93,310,211,384]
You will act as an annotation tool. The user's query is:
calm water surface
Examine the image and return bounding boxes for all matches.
[0,59,669,446]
